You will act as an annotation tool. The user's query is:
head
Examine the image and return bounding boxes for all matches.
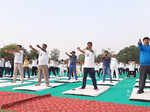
[104,50,109,56]
[42,44,47,50]
[143,37,150,45]
[112,54,116,58]
[87,42,93,49]
[71,51,76,56]
[25,56,28,60]
[17,45,22,51]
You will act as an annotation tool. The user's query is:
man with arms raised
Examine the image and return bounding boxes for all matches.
[29,44,50,87]
[77,42,98,90]
[137,37,150,94]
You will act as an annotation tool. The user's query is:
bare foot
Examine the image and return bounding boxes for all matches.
[47,85,52,87]
[35,84,41,86]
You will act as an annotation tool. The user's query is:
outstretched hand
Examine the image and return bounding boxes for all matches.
[139,39,142,43]
[29,45,33,49]
[77,47,80,51]
[37,45,40,48]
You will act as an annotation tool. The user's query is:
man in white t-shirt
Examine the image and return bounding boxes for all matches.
[5,59,11,76]
[0,57,5,77]
[77,42,98,90]
[29,44,50,87]
[111,54,119,79]
[32,57,38,76]
[4,45,24,83]
[127,61,136,78]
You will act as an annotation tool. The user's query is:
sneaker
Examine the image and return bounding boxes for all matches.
[137,90,144,94]
[80,87,85,89]
[94,88,99,90]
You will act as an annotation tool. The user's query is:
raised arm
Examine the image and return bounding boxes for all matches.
[65,52,71,57]
[4,49,16,55]
[77,47,85,54]
[37,45,46,52]
[29,45,38,52]
[138,39,143,51]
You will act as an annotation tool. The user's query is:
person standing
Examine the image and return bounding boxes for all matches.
[4,45,24,83]
[59,59,65,76]
[24,56,30,78]
[65,51,78,80]
[102,51,112,82]
[137,37,150,94]
[31,57,38,76]
[0,57,5,77]
[127,61,136,78]
[5,58,11,76]
[29,44,50,87]
[77,42,98,90]
[111,54,119,80]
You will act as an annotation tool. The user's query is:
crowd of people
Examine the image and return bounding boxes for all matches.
[0,42,141,89]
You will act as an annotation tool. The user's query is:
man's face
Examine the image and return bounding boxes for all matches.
[87,43,92,49]
[144,39,149,45]
[17,46,21,50]
[104,52,108,56]
[42,44,47,50]
[72,52,75,56]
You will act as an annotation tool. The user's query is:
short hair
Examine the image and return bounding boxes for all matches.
[17,45,22,48]
[43,44,47,48]
[72,51,76,54]
[104,50,109,53]
[87,42,93,46]
[143,37,150,41]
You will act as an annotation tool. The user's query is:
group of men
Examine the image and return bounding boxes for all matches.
[0,37,149,93]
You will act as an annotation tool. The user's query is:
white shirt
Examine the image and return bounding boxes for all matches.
[49,60,56,67]
[64,64,68,70]
[119,63,124,68]
[84,50,95,68]
[32,59,38,67]
[38,49,49,66]
[95,64,99,70]
[111,58,118,68]
[5,61,11,68]
[99,63,103,69]
[14,50,24,64]
[0,58,5,67]
[129,63,135,71]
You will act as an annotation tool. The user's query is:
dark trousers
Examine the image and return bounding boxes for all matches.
[67,67,73,77]
[139,66,150,91]
[127,71,136,77]
[0,67,4,77]
[82,68,97,89]
[10,67,14,77]
[126,68,129,75]
[119,68,125,75]
[32,66,38,76]
[95,70,99,77]
[55,67,60,75]
[48,67,56,76]
[5,67,11,75]
[24,67,30,78]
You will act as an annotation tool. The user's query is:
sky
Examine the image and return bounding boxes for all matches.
[0,0,150,59]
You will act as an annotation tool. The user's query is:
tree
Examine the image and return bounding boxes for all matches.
[0,44,28,60]
[78,54,85,63]
[28,50,38,59]
[50,48,60,61]
[117,45,139,63]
